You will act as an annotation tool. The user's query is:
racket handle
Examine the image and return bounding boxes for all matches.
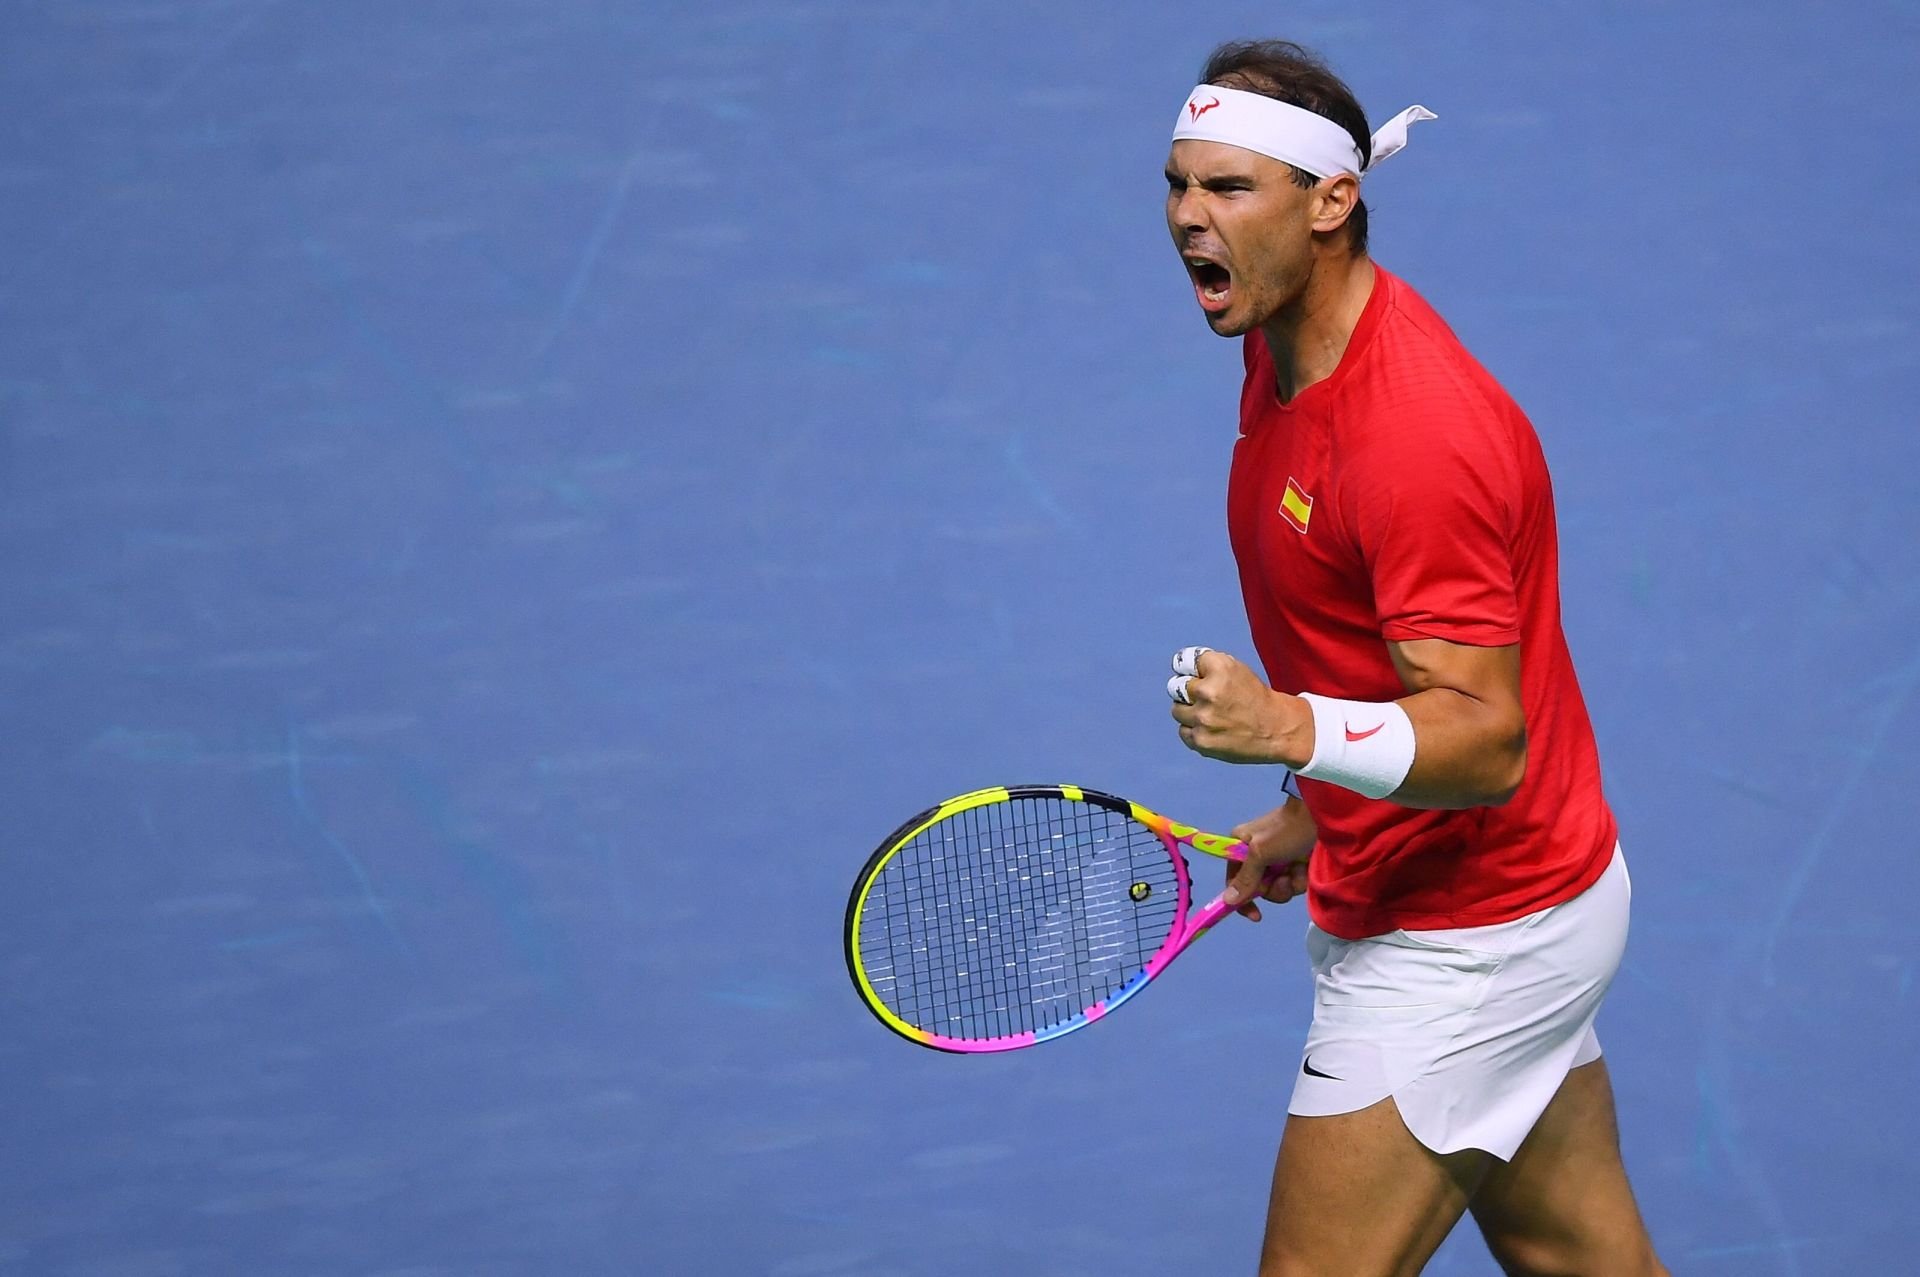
[1183,859,1295,944]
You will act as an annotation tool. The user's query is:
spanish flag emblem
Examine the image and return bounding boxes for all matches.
[1279,476,1313,534]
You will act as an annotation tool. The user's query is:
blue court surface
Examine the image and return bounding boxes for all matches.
[4,2,1917,1273]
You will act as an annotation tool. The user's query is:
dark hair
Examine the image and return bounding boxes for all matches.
[1200,40,1371,252]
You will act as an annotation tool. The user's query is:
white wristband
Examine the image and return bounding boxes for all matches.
[1296,694,1416,800]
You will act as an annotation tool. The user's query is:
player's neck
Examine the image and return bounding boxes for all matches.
[1259,252,1375,403]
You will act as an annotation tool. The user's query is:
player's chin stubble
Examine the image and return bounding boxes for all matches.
[1204,292,1266,339]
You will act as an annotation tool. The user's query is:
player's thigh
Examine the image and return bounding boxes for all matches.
[1468,1060,1667,1277]
[1259,1095,1489,1277]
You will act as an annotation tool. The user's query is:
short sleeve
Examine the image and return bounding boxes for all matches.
[1343,408,1522,646]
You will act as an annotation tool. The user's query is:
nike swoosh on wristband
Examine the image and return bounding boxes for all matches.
[1302,1055,1341,1080]
[1344,722,1384,742]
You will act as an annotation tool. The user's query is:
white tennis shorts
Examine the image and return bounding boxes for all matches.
[1287,845,1629,1160]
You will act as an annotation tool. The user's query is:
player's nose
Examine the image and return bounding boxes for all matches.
[1170,189,1211,234]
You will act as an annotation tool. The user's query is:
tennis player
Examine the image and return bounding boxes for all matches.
[1160,41,1668,1277]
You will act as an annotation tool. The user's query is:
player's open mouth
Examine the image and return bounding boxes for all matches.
[1186,256,1233,314]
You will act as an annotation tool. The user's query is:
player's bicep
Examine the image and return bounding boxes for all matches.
[1387,637,1521,708]
[1390,637,1526,748]
[1385,638,1528,804]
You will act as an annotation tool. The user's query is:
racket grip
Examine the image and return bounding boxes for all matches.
[1191,858,1296,938]
[1222,858,1288,902]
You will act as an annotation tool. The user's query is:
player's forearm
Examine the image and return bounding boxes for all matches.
[1387,686,1527,809]
[1266,686,1526,809]
[1170,648,1523,808]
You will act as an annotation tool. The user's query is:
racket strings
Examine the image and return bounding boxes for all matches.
[858,797,1181,1041]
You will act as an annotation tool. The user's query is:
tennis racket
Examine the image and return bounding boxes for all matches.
[844,782,1286,1053]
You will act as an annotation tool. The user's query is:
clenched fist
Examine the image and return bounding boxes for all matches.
[1166,646,1306,765]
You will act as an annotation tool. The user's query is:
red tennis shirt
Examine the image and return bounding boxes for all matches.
[1228,265,1617,940]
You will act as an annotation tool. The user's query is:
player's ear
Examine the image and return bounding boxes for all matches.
[1310,172,1360,237]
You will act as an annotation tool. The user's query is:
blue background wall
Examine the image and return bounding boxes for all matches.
[3,2,1916,1272]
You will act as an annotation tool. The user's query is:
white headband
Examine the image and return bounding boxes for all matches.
[1172,84,1436,179]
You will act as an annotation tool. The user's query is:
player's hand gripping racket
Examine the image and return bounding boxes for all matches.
[843,784,1282,1053]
